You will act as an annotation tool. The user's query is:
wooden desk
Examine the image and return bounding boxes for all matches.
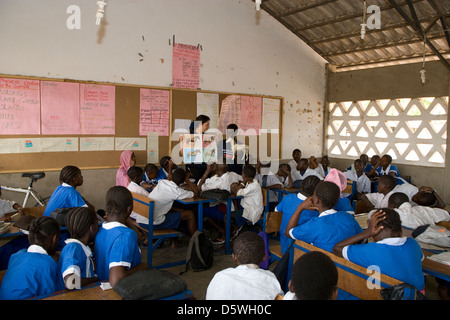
[175,197,215,231]
[41,284,122,300]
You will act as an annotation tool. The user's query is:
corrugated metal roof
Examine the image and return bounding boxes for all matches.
[256,0,450,71]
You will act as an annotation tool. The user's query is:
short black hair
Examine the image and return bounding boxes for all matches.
[59,165,81,184]
[144,163,158,174]
[300,175,321,197]
[278,163,291,172]
[378,208,402,235]
[106,186,133,217]
[232,231,265,265]
[28,216,60,250]
[172,168,186,185]
[243,165,256,179]
[159,156,171,168]
[314,181,340,209]
[226,124,238,131]
[388,192,409,208]
[65,207,97,240]
[293,149,301,154]
[291,251,338,300]
[382,154,393,164]
[379,175,396,191]
[127,166,143,181]
[416,192,437,207]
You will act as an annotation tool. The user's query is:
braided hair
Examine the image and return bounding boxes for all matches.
[378,208,402,237]
[106,186,133,218]
[59,165,81,184]
[314,181,340,209]
[300,175,321,197]
[28,216,60,252]
[65,207,97,240]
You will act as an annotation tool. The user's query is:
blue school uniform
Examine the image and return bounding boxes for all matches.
[94,222,141,282]
[58,239,95,281]
[0,245,64,300]
[156,167,168,181]
[43,183,87,216]
[343,237,425,291]
[376,164,400,177]
[275,193,319,254]
[289,209,363,252]
[334,196,354,213]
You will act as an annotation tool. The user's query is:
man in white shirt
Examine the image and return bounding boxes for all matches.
[288,149,302,173]
[344,159,371,195]
[206,231,283,300]
[388,192,450,229]
[291,158,324,184]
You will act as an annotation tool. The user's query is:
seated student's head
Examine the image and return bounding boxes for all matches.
[320,155,330,167]
[59,165,83,187]
[28,216,60,256]
[226,124,238,137]
[380,154,393,168]
[360,154,369,166]
[232,231,265,265]
[242,164,256,180]
[216,163,228,175]
[289,251,338,300]
[144,163,158,180]
[300,175,321,197]
[312,181,340,211]
[277,163,291,177]
[374,208,402,239]
[377,175,396,195]
[388,192,409,209]
[127,166,143,184]
[371,155,380,165]
[292,149,302,163]
[296,158,309,172]
[414,191,437,207]
[171,168,187,186]
[65,207,98,243]
[159,156,172,172]
[354,159,365,174]
[106,186,133,220]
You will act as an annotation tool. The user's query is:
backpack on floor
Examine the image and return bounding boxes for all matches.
[180,230,213,274]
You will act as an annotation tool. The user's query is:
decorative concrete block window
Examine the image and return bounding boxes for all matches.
[327,97,448,167]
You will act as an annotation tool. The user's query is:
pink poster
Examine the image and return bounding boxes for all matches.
[218,95,241,134]
[139,89,170,136]
[239,96,262,134]
[80,84,115,135]
[41,81,80,135]
[0,78,40,135]
[172,43,200,89]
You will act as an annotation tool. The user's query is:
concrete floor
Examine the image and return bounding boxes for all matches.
[142,230,444,301]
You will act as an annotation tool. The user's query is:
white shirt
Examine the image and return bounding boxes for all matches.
[148,179,194,225]
[127,181,151,225]
[291,168,324,181]
[200,172,241,192]
[395,202,450,229]
[344,170,371,194]
[206,264,283,300]
[255,173,284,203]
[288,159,298,172]
[365,183,419,209]
[237,180,264,225]
[314,164,331,178]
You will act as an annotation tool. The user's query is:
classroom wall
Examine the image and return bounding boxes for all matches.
[0,0,327,209]
[327,60,450,204]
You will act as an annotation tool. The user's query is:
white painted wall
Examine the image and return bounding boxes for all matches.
[0,0,327,159]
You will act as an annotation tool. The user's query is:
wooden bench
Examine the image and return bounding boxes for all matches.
[292,239,419,300]
[131,192,185,269]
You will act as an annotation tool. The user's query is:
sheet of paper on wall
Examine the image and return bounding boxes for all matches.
[80,84,115,135]
[174,119,191,132]
[197,92,219,129]
[172,43,200,90]
[147,132,159,164]
[41,81,80,135]
[80,137,115,151]
[115,137,147,151]
[40,137,79,152]
[239,96,262,135]
[139,88,170,136]
[262,98,280,131]
[218,95,241,134]
[0,78,41,135]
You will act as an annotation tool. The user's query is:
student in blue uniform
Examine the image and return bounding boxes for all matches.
[94,186,143,287]
[333,209,425,292]
[44,165,94,217]
[58,207,99,290]
[285,181,363,253]
[275,175,321,254]
[0,216,64,300]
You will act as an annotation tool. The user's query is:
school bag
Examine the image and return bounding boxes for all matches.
[180,230,213,274]
[200,189,231,206]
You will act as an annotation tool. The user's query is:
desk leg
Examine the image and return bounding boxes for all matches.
[198,202,203,232]
[225,198,232,254]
